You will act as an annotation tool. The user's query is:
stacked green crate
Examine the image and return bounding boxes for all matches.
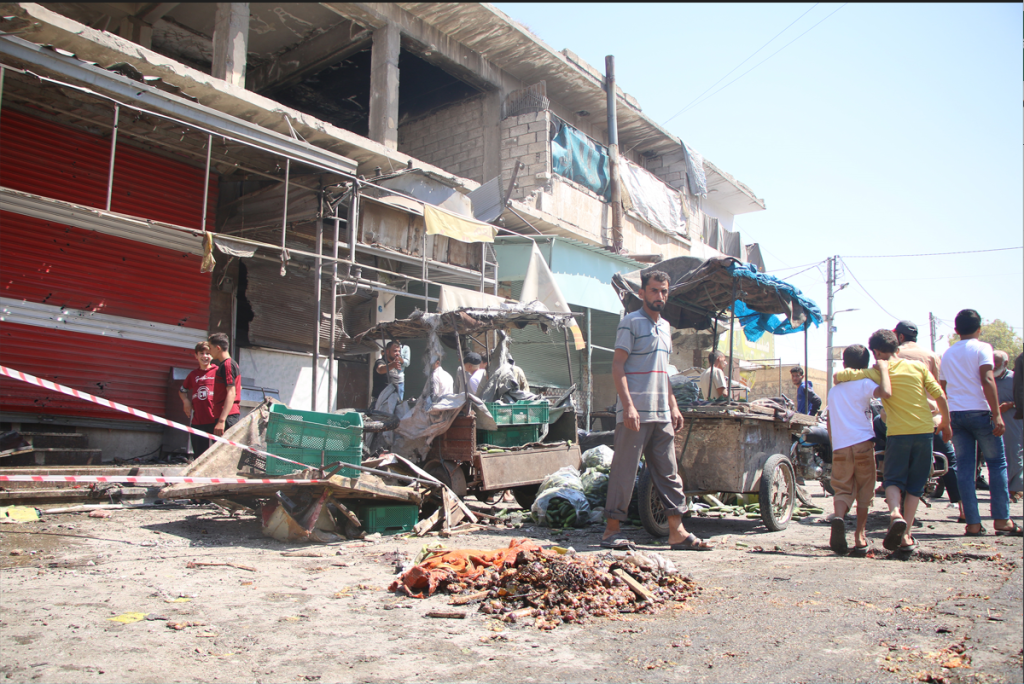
[265,405,363,476]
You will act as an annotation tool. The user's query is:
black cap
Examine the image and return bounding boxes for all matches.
[463,352,482,365]
[893,320,918,339]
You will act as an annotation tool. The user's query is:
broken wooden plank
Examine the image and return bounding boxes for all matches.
[449,590,488,606]
[414,508,441,536]
[612,568,654,602]
[185,561,257,572]
[425,610,467,619]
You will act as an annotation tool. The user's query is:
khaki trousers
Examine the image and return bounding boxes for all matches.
[605,422,687,521]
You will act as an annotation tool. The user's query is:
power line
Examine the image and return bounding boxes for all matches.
[765,259,824,274]
[839,257,899,320]
[671,3,848,118]
[662,3,820,128]
[843,246,1023,259]
[780,261,827,280]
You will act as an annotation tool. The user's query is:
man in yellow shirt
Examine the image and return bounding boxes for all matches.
[834,329,951,553]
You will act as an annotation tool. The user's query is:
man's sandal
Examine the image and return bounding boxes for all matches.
[883,518,908,551]
[670,533,713,551]
[994,522,1023,537]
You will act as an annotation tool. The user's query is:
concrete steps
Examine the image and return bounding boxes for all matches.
[1,431,103,466]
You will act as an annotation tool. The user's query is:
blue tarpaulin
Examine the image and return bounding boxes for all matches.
[551,123,610,201]
[728,263,823,342]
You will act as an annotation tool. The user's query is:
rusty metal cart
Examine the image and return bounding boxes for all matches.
[636,404,817,535]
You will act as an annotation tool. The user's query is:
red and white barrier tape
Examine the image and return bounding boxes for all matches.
[0,365,308,472]
[0,475,324,485]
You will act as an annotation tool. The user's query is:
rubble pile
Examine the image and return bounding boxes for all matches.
[389,539,700,630]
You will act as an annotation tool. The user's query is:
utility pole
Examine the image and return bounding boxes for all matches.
[826,256,835,396]
[929,312,937,351]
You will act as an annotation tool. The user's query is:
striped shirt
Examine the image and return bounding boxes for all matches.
[615,308,672,423]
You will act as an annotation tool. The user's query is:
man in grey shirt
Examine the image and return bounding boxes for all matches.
[994,351,1023,502]
[601,270,712,551]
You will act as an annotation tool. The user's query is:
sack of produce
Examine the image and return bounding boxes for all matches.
[581,469,609,508]
[538,466,583,495]
[581,444,614,473]
[531,487,590,528]
[671,374,700,405]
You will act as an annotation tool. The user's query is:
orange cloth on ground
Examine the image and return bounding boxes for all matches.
[389,538,543,598]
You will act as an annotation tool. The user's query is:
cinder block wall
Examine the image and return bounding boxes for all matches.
[500,110,552,202]
[398,95,486,183]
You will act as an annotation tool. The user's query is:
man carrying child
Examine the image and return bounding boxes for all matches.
[826,344,891,555]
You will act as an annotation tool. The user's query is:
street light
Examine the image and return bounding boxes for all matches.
[826,308,859,395]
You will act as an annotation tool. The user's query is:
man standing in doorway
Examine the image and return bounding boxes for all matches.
[940,309,1020,536]
[208,332,241,438]
[602,270,712,551]
[791,366,822,416]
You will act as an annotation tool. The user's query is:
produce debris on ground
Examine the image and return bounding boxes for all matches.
[389,539,700,629]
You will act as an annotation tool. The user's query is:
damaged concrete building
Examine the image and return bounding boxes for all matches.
[0,2,769,463]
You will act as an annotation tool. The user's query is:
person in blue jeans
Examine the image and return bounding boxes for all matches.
[939,309,1022,537]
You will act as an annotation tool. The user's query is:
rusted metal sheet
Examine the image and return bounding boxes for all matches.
[244,259,376,353]
[676,416,792,494]
[476,443,582,490]
[428,416,476,463]
[0,108,218,229]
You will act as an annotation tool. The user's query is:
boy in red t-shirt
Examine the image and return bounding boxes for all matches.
[208,332,242,437]
[179,341,218,455]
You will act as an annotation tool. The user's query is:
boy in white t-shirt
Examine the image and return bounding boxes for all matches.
[827,344,892,554]
[940,309,1020,537]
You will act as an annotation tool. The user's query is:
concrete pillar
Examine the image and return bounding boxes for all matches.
[369,21,401,150]
[212,3,250,88]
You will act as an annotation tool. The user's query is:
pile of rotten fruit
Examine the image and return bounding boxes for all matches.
[389,539,700,630]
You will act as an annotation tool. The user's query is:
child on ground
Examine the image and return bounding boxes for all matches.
[179,341,218,456]
[826,345,891,555]
[834,329,951,553]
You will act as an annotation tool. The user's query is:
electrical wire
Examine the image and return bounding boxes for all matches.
[662,3,820,127]
[777,261,826,281]
[843,246,1023,259]
[670,3,848,118]
[765,259,826,274]
[839,257,898,320]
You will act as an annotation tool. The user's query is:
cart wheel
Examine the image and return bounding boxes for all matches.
[638,467,670,538]
[511,484,539,510]
[759,454,795,531]
[424,459,468,499]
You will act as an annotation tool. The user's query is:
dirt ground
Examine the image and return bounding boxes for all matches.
[1,484,1021,684]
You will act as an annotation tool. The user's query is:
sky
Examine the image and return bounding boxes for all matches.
[492,2,1023,375]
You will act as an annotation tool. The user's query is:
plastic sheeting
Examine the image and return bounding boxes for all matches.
[551,122,611,201]
[619,159,687,237]
[682,142,707,198]
[727,263,823,342]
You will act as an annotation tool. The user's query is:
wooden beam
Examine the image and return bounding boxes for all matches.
[247,21,371,94]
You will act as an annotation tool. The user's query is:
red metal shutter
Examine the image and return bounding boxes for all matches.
[0,109,216,421]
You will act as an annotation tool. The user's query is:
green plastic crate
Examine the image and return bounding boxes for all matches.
[264,406,363,476]
[349,502,419,536]
[267,405,362,452]
[485,400,550,426]
[264,445,362,477]
[477,424,540,447]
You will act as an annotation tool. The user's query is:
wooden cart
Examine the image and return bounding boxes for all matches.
[636,404,817,534]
